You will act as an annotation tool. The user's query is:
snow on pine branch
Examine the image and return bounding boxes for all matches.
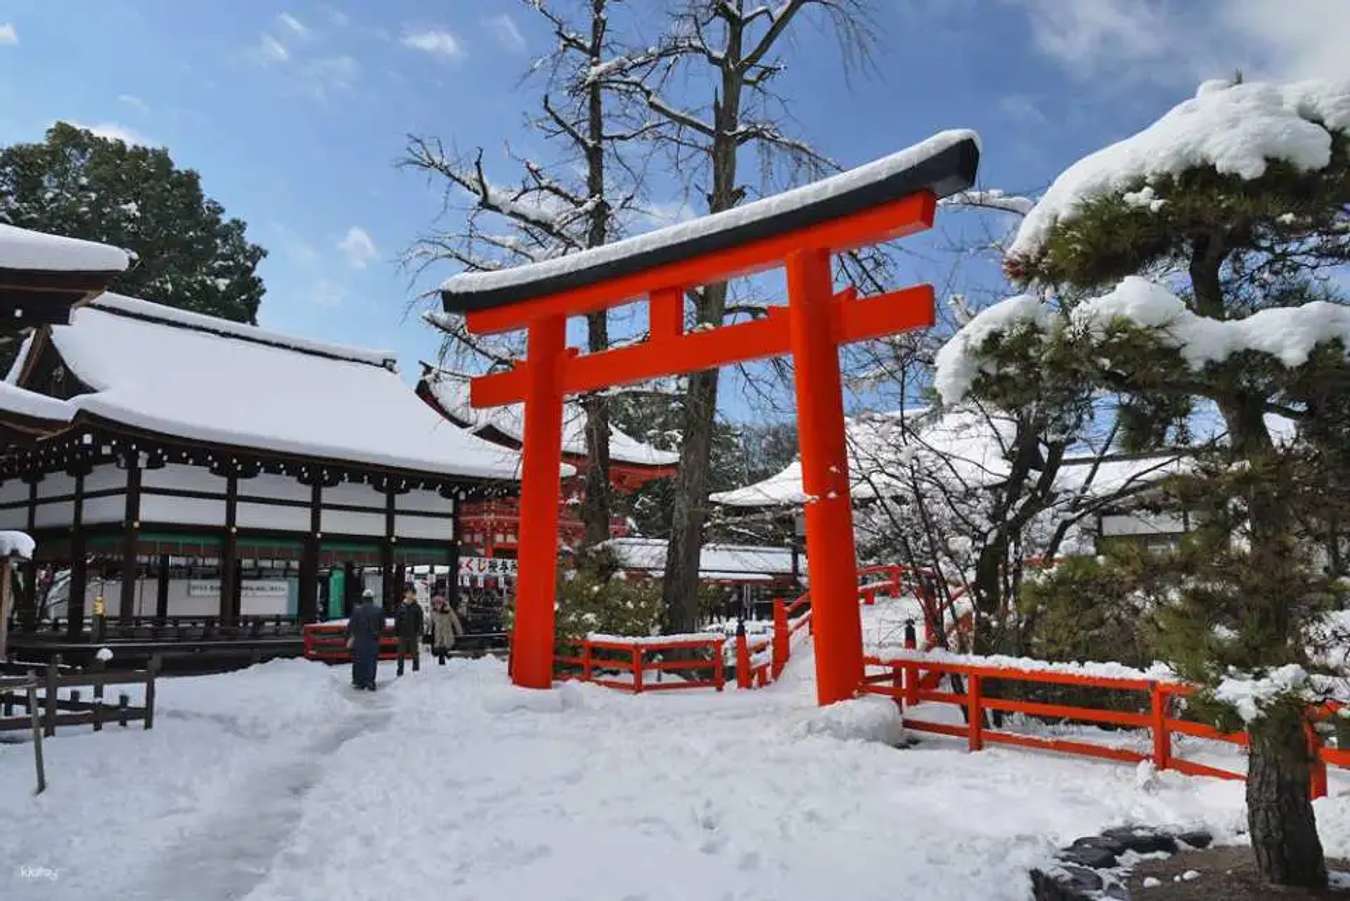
[1070,276,1350,370]
[1010,78,1350,261]
[934,276,1350,406]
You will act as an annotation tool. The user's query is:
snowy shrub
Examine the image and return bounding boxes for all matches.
[796,696,905,746]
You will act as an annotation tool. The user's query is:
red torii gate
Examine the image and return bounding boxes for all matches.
[441,131,979,705]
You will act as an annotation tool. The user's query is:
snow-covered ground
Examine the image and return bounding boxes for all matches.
[4,599,1350,900]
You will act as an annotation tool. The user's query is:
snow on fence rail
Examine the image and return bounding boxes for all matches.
[554,634,726,693]
[861,649,1348,798]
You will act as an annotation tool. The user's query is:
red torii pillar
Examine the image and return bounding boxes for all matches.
[450,176,967,704]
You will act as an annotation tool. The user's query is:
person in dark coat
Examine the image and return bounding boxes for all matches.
[345,588,384,691]
[395,588,425,676]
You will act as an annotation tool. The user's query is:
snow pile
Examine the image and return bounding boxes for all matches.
[1071,276,1350,370]
[0,222,132,272]
[1010,78,1350,260]
[1214,664,1311,723]
[0,530,35,560]
[95,647,113,662]
[933,294,1052,404]
[870,646,1178,684]
[796,695,905,746]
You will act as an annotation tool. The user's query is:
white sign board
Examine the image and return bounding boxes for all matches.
[188,579,290,600]
[458,556,517,586]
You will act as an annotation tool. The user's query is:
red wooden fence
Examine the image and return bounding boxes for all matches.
[862,649,1346,799]
[554,635,726,693]
[302,622,400,662]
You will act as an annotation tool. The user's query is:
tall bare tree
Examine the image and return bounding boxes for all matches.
[403,0,658,547]
[597,0,876,632]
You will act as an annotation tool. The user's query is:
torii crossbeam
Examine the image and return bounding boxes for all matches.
[441,130,979,705]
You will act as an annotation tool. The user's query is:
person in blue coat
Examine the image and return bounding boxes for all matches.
[346,589,384,691]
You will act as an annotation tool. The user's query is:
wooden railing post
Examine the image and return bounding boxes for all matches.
[144,654,158,730]
[1150,682,1171,770]
[43,655,58,737]
[772,598,789,679]
[1308,720,1328,800]
[581,639,593,682]
[714,640,725,691]
[735,623,751,690]
[903,621,919,708]
[967,673,983,751]
[632,646,643,694]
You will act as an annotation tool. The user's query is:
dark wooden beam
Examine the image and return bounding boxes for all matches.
[220,471,238,626]
[298,479,321,623]
[155,554,169,623]
[381,487,395,612]
[66,470,86,640]
[119,454,142,618]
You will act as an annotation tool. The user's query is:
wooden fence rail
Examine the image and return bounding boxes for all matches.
[555,635,726,693]
[0,654,157,737]
[862,650,1345,798]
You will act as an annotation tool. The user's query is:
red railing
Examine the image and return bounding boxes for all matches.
[862,649,1346,799]
[554,634,726,693]
[302,622,400,662]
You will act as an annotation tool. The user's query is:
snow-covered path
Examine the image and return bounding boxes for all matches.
[3,617,1350,900]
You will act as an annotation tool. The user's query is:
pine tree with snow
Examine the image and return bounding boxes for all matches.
[0,122,267,323]
[938,77,1350,888]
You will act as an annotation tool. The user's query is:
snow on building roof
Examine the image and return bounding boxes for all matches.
[6,294,528,480]
[422,370,679,468]
[1010,78,1350,261]
[606,537,797,581]
[441,130,980,311]
[0,379,75,425]
[0,223,132,273]
[712,406,1185,509]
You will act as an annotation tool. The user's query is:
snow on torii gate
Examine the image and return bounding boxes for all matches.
[440,130,980,706]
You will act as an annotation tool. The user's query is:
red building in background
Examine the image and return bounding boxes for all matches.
[416,366,678,559]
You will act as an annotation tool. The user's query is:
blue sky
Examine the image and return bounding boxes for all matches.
[1,0,1347,418]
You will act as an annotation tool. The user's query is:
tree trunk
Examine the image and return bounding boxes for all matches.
[661,367,720,632]
[1247,705,1327,888]
[579,0,612,548]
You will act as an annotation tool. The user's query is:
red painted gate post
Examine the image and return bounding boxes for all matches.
[786,248,864,706]
[510,315,567,690]
[1150,682,1171,770]
[735,624,751,690]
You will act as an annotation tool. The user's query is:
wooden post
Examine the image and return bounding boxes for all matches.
[510,315,566,691]
[118,692,129,727]
[632,645,643,694]
[43,655,58,736]
[0,558,12,662]
[382,487,396,611]
[67,471,87,640]
[220,471,238,627]
[772,597,789,679]
[1308,720,1329,800]
[967,672,984,752]
[714,641,725,691]
[155,554,170,624]
[581,639,592,682]
[119,453,142,618]
[28,678,45,794]
[1150,682,1171,770]
[735,625,751,690]
[144,654,158,730]
[903,620,919,708]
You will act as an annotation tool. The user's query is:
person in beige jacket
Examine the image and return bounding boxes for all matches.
[430,594,464,665]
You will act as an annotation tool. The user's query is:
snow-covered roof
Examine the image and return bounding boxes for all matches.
[3,294,529,480]
[0,223,132,273]
[422,370,678,468]
[606,537,797,581]
[1010,78,1350,261]
[712,406,1185,509]
[0,379,76,424]
[441,130,980,311]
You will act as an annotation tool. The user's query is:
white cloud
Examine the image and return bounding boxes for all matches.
[278,12,309,38]
[998,94,1046,126]
[117,94,150,114]
[338,226,378,269]
[299,55,359,99]
[401,28,463,60]
[0,23,16,45]
[258,32,289,63]
[60,120,154,147]
[486,14,526,53]
[1012,0,1350,85]
[313,278,346,306]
